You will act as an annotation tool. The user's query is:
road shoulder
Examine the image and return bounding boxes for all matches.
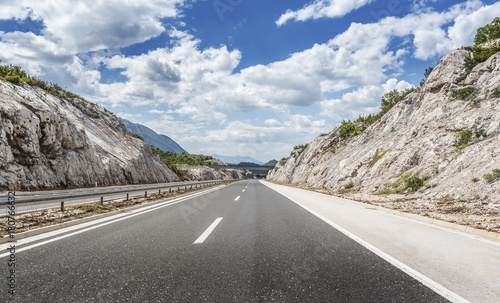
[261,180,500,303]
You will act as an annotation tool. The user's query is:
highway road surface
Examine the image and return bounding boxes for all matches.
[1,180,496,302]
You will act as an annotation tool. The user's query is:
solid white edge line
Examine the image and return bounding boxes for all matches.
[260,181,469,303]
[235,196,240,201]
[0,186,226,258]
[193,217,223,244]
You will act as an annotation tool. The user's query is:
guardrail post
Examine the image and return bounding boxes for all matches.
[145,191,148,198]
[100,197,103,205]
[61,201,64,211]
[159,189,161,195]
[126,193,129,201]
[169,188,172,193]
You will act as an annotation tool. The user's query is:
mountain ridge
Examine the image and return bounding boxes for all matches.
[121,119,187,154]
[212,154,265,165]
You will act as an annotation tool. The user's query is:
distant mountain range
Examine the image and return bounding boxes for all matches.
[263,159,278,167]
[121,119,188,154]
[212,154,265,165]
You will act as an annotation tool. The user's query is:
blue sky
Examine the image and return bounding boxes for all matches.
[1,0,499,162]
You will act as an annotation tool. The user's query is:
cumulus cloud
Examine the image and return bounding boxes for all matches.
[116,112,142,121]
[179,115,328,160]
[0,0,185,53]
[332,0,497,61]
[0,0,187,95]
[276,0,376,26]
[320,79,414,120]
[77,1,500,126]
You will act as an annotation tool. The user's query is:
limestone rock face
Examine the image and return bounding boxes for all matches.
[268,49,500,203]
[0,82,180,190]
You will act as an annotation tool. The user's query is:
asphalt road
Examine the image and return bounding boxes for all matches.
[0,180,449,302]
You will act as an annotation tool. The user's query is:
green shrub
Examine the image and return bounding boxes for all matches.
[454,129,472,147]
[474,17,500,45]
[292,144,308,157]
[475,129,487,138]
[344,181,354,189]
[279,157,289,166]
[420,67,434,86]
[464,18,500,72]
[128,131,144,141]
[483,168,500,183]
[456,87,476,100]
[339,120,358,137]
[404,176,424,191]
[5,75,21,84]
[149,146,215,166]
[490,87,500,97]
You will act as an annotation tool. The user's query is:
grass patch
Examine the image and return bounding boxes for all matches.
[444,206,468,213]
[322,146,337,155]
[404,176,424,192]
[490,87,500,98]
[454,129,472,148]
[368,149,391,168]
[375,170,425,195]
[304,170,312,183]
[344,180,354,189]
[128,131,144,141]
[483,168,500,183]
[455,87,477,100]
[279,157,289,166]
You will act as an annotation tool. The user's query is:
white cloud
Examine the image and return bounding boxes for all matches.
[320,79,414,119]
[276,0,376,26]
[265,119,282,126]
[182,115,328,160]
[84,1,499,127]
[116,112,142,121]
[0,0,188,100]
[331,0,497,61]
[148,109,169,115]
[448,2,500,48]
[0,0,185,53]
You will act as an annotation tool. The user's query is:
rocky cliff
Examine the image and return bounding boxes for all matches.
[0,80,180,190]
[268,49,500,206]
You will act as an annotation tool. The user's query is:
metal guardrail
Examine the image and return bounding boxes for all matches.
[0,180,236,214]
